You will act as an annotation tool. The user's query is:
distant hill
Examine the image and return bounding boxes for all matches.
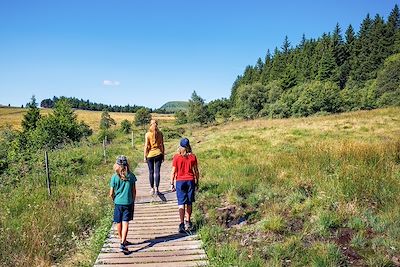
[159,101,189,112]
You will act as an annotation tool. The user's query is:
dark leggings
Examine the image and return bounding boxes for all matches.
[147,154,163,188]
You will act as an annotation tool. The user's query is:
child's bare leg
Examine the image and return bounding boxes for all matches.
[121,221,129,244]
[186,204,192,222]
[116,223,122,240]
[179,205,185,224]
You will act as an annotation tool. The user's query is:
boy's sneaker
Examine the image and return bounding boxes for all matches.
[184,220,193,230]
[178,223,186,233]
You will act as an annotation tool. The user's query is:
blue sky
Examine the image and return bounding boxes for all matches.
[0,0,398,109]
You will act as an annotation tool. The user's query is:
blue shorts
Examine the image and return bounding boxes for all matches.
[176,180,195,205]
[113,204,133,223]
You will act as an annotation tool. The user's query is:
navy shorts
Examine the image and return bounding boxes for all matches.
[113,204,133,223]
[176,180,195,205]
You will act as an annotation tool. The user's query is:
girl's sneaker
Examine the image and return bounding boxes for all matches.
[124,240,134,246]
[119,243,128,253]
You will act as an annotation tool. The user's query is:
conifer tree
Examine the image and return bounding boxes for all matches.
[22,95,41,132]
[188,91,212,124]
[387,4,400,53]
[100,110,116,130]
[281,36,291,55]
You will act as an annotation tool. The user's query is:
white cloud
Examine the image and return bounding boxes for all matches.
[103,80,120,86]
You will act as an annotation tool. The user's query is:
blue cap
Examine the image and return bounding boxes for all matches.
[180,138,190,148]
[116,155,128,166]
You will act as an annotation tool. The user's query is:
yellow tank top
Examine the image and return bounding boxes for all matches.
[146,131,164,158]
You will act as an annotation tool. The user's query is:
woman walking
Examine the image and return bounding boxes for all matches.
[144,119,165,195]
[171,138,199,233]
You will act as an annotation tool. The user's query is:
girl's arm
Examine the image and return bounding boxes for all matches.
[109,187,115,201]
[132,184,136,202]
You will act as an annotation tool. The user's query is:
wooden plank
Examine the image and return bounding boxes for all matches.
[97,254,207,264]
[97,249,206,259]
[100,244,203,253]
[94,260,208,267]
[103,239,202,248]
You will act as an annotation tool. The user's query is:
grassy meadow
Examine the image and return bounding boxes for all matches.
[189,107,400,266]
[1,106,399,266]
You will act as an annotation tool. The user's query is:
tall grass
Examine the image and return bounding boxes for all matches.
[0,132,143,266]
[193,107,400,266]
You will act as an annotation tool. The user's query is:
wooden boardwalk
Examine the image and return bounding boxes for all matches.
[95,162,208,267]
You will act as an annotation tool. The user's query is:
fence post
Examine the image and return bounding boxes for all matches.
[44,151,51,196]
[131,131,134,148]
[103,136,107,163]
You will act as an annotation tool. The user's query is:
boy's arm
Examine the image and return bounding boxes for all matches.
[193,164,200,188]
[170,166,177,191]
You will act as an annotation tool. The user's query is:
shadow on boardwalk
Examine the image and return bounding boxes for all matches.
[131,232,197,253]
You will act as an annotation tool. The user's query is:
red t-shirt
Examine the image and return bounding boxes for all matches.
[172,153,198,181]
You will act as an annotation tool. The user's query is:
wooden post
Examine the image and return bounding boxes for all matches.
[103,137,107,163]
[131,131,134,148]
[45,151,51,196]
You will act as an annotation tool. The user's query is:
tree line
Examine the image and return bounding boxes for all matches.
[179,5,400,124]
[40,96,170,113]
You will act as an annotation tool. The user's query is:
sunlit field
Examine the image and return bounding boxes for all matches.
[0,107,174,131]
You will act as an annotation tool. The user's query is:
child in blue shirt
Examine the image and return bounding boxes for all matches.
[109,155,137,253]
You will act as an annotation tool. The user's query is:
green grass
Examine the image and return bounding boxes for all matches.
[0,131,143,266]
[192,107,400,266]
[1,107,400,266]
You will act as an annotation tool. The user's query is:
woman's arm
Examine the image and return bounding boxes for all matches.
[143,133,149,162]
[161,133,165,161]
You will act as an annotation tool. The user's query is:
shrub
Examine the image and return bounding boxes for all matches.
[188,91,214,124]
[291,81,342,116]
[233,83,268,119]
[99,110,116,130]
[174,110,188,125]
[134,108,152,127]
[31,99,87,149]
[120,119,132,134]
[22,95,41,132]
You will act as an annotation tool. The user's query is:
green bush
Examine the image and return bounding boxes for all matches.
[134,107,152,127]
[174,110,188,125]
[99,110,116,130]
[291,81,342,116]
[120,119,132,134]
[233,83,268,119]
[31,99,89,149]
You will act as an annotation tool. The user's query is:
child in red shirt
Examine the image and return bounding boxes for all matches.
[171,138,199,233]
